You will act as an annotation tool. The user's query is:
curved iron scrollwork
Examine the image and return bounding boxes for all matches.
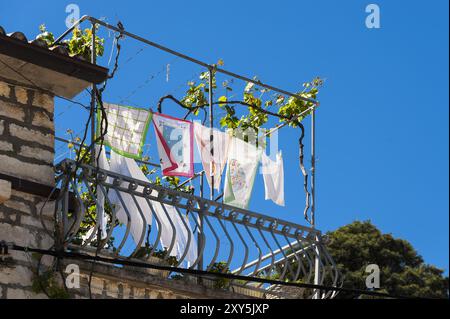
[51,159,342,299]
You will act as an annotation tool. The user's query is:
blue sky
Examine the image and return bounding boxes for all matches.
[1,0,448,272]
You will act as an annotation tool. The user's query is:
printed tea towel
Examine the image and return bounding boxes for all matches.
[193,122,231,190]
[223,137,262,209]
[97,103,152,159]
[152,113,194,177]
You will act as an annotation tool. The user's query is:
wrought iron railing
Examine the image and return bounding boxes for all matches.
[50,158,343,299]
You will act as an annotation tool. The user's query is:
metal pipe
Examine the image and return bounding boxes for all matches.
[262,105,317,138]
[208,68,215,200]
[53,15,318,105]
[90,22,97,166]
[55,136,160,167]
[198,171,204,271]
[311,110,316,227]
[176,170,204,188]
[311,106,321,298]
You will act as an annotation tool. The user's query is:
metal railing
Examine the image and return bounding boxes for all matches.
[51,158,342,299]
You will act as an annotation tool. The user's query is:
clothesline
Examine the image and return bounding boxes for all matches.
[96,103,286,210]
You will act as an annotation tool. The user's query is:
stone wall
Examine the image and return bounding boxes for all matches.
[0,78,55,185]
[0,77,56,299]
[60,258,254,299]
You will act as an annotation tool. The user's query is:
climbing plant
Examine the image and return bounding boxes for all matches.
[179,60,323,133]
[37,24,104,60]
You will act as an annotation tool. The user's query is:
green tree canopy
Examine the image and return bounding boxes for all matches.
[325,220,448,298]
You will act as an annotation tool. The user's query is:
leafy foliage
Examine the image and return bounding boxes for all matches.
[324,221,449,299]
[31,253,70,299]
[209,261,231,289]
[134,245,179,266]
[180,60,322,133]
[37,24,104,61]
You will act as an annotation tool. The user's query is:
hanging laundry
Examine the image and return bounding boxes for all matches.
[152,112,194,177]
[108,150,197,264]
[223,137,262,209]
[108,150,152,247]
[261,151,285,206]
[149,198,197,265]
[193,122,231,190]
[82,144,110,243]
[95,144,110,239]
[98,103,152,159]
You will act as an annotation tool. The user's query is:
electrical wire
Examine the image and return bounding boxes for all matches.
[0,242,419,300]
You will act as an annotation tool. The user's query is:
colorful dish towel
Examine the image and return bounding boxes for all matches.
[97,103,152,159]
[152,113,194,178]
[193,122,231,190]
[223,137,262,209]
[261,151,285,206]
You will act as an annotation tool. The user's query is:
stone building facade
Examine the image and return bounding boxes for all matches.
[0,79,56,298]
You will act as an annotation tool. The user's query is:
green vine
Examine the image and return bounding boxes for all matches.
[209,261,231,289]
[37,24,104,61]
[134,245,178,267]
[31,253,69,299]
[180,60,323,133]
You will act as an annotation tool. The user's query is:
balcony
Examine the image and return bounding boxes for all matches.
[51,158,343,299]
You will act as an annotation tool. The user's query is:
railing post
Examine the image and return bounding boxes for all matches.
[198,171,204,273]
[208,67,214,200]
[311,107,321,299]
[90,22,97,165]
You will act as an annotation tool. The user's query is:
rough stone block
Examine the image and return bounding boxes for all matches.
[19,145,53,164]
[31,111,53,131]
[0,265,34,285]
[21,214,53,230]
[0,154,54,186]
[0,101,25,121]
[2,198,31,214]
[9,123,54,148]
[0,81,11,98]
[35,200,55,219]
[15,86,29,105]
[32,91,54,114]
[0,179,11,204]
[0,223,36,246]
[6,288,48,299]
[0,140,13,152]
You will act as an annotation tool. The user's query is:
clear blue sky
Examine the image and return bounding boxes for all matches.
[1,0,448,273]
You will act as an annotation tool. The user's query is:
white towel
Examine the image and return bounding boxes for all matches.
[223,137,262,209]
[82,145,110,242]
[262,151,285,206]
[109,150,197,264]
[109,150,152,247]
[96,144,110,239]
[193,122,231,190]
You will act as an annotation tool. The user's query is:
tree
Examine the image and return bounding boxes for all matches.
[325,220,449,299]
